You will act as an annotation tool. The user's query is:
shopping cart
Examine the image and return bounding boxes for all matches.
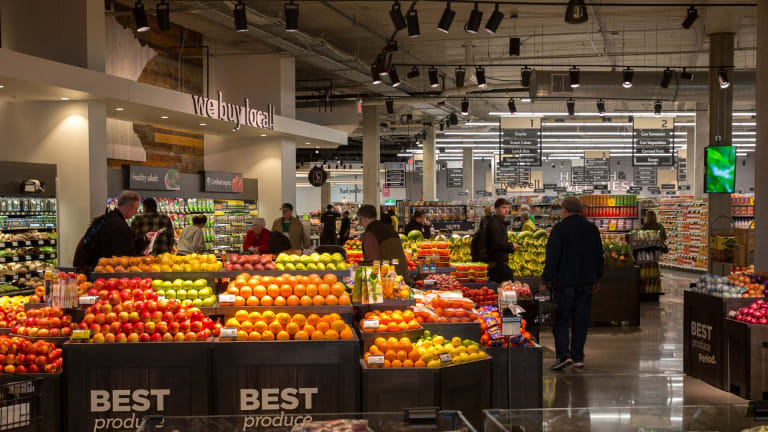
[0,373,42,431]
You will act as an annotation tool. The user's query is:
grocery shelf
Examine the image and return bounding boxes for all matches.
[0,253,56,263]
[0,239,56,248]
[659,262,707,273]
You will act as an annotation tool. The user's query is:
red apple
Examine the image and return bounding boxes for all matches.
[117,312,129,324]
[127,333,139,343]
[49,328,61,337]
[128,312,140,324]
[100,303,112,315]
[162,333,173,342]
[132,289,144,301]
[49,317,61,329]
[156,321,168,334]
[168,322,180,335]
[174,333,186,342]
[202,318,214,330]
[115,333,127,343]
[139,333,151,343]
[151,311,163,324]
[83,314,96,326]
[60,327,72,337]
[174,311,187,323]
[167,300,181,314]
[105,313,118,324]
[184,332,196,341]
[139,278,152,290]
[104,279,116,291]
[95,313,106,325]
[120,289,132,303]
[93,278,106,290]
[196,331,207,341]
[141,311,152,323]
[150,333,162,342]
[121,322,133,334]
[162,312,174,323]
[190,321,203,333]
[110,322,122,334]
[144,322,156,334]
[134,322,145,335]
[179,321,191,334]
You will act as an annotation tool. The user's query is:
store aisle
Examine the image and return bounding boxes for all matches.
[538,270,745,409]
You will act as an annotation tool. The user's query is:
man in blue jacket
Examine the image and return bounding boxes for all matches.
[540,196,604,370]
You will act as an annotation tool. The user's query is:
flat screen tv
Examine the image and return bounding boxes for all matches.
[705,145,736,193]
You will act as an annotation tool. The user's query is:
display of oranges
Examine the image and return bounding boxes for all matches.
[224,273,351,307]
[221,310,355,341]
[359,309,421,333]
[364,331,487,368]
[94,253,222,273]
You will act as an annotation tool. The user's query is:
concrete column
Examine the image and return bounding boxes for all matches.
[694,104,708,199]
[88,102,108,218]
[463,148,474,201]
[423,125,437,201]
[362,105,380,210]
[755,0,768,272]
[708,33,735,274]
[320,183,331,208]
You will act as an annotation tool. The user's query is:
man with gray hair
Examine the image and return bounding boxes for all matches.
[540,195,604,371]
[243,217,271,253]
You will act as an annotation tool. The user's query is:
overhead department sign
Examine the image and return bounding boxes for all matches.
[192,91,275,131]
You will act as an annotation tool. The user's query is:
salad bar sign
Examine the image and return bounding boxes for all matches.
[192,91,275,131]
[128,166,181,191]
[633,117,675,166]
[203,171,244,193]
[500,117,542,166]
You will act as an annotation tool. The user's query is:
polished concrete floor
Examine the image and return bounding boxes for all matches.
[538,269,746,410]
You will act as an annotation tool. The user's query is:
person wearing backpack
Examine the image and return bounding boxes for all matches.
[485,198,520,283]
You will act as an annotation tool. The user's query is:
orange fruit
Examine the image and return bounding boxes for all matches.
[306,284,318,297]
[369,345,383,356]
[261,330,275,341]
[328,313,342,322]
[384,350,397,361]
[374,337,387,350]
[246,296,259,306]
[233,277,247,289]
[324,329,339,340]
[331,283,345,297]
[287,276,298,287]
[387,322,399,332]
[276,313,291,326]
[248,331,262,341]
[316,321,330,333]
[391,312,403,323]
[253,285,267,299]
[294,284,306,297]
[325,295,338,305]
[227,286,239,295]
[391,360,403,368]
[274,276,285,287]
[285,322,300,335]
[338,294,351,305]
[396,350,408,361]
[403,359,414,368]
[292,314,307,327]
[262,311,276,323]
[408,320,421,329]
[331,319,347,333]
[386,337,399,351]
[235,310,249,323]
[303,324,315,335]
[312,295,325,306]
[408,350,421,362]
[400,338,413,352]
[402,310,415,321]
[260,295,274,306]
[248,278,260,286]
[274,296,287,306]
[280,285,293,298]
[398,322,409,331]
[300,295,313,306]
[383,360,392,368]
[276,331,290,341]
[248,311,262,323]
[225,318,240,328]
[269,321,283,334]
[236,330,249,341]
[262,276,274,285]
[414,360,426,368]
[287,295,300,306]
[294,330,309,340]
[318,284,331,297]
[379,313,391,325]
[340,328,354,339]
[234,296,246,306]
[311,330,324,340]
[240,286,253,298]
[307,314,321,327]
[267,284,280,298]
[323,273,338,285]
[253,321,268,333]
[239,321,254,333]
[309,274,322,285]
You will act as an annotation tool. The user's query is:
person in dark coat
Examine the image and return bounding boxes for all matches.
[485,198,520,283]
[540,196,604,371]
[403,210,432,239]
[338,211,351,245]
[358,205,411,284]
[92,191,155,264]
[319,205,339,245]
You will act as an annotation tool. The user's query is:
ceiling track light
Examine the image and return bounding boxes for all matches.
[437,0,456,33]
[428,66,440,88]
[234,0,248,32]
[654,100,663,116]
[407,66,420,79]
[596,99,606,116]
[682,6,698,29]
[509,37,521,56]
[521,66,532,87]
[461,98,470,116]
[485,3,504,34]
[680,68,693,80]
[476,66,487,88]
[564,0,589,24]
[285,0,299,32]
[567,99,576,116]
[455,67,465,88]
[507,98,517,114]
[389,67,401,87]
[133,0,150,32]
[465,3,483,34]
[371,64,383,85]
[407,8,421,37]
[157,0,170,31]
[449,113,459,125]
[660,68,673,88]
[569,66,580,88]
[719,69,731,89]
[386,98,395,115]
[376,54,390,77]
[389,1,407,31]
[622,67,634,88]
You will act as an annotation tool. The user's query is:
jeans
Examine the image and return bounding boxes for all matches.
[488,262,515,283]
[553,284,593,362]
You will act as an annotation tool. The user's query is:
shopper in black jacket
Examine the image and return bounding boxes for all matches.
[338,211,351,245]
[90,191,156,265]
[540,196,604,371]
[403,210,432,239]
[486,198,520,283]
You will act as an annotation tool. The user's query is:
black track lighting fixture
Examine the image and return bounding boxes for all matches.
[455,67,465,88]
[476,66,487,88]
[509,38,521,56]
[439,121,444,131]
[449,113,459,125]
[386,98,395,115]
[157,0,170,31]
[659,68,673,88]
[376,54,391,77]
[371,64,383,85]
[407,66,420,79]
[682,6,698,29]
[719,69,730,89]
[461,98,470,116]
[389,1,407,31]
[133,0,150,32]
[285,0,299,32]
[389,67,401,87]
[622,67,634,88]
[507,98,517,114]
[485,3,504,34]
[521,66,532,87]
[428,66,440,88]
[596,99,606,116]
[234,0,248,32]
[567,98,576,116]
[465,3,483,34]
[654,100,662,116]
[407,9,420,37]
[569,66,580,88]
[564,0,589,24]
[680,68,693,80]
[437,1,456,33]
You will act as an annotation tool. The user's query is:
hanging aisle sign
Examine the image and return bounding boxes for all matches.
[192,91,275,131]
[633,117,674,166]
[385,169,405,188]
[447,168,463,188]
[634,166,658,186]
[500,117,542,167]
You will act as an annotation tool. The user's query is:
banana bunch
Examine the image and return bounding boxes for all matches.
[449,234,472,263]
[508,230,548,276]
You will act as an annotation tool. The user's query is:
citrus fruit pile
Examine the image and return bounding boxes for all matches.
[477,306,534,348]
[358,309,421,333]
[223,310,355,341]
[225,273,350,307]
[363,331,486,368]
[94,253,222,273]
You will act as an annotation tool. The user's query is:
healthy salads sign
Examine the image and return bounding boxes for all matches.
[192,91,275,131]
[203,171,244,193]
[128,165,180,191]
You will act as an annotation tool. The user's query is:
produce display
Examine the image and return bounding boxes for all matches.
[693,274,766,298]
[358,309,421,333]
[508,230,548,277]
[224,253,275,271]
[417,274,463,291]
[732,265,755,275]
[500,280,532,300]
[12,306,74,338]
[0,296,30,329]
[363,330,486,368]
[224,273,350,306]
[0,335,62,374]
[153,279,217,307]
[352,264,410,302]
[448,234,472,263]
[657,198,708,271]
[477,306,535,348]
[603,241,634,267]
[0,230,56,243]
[343,240,363,265]
[727,272,767,297]
[93,253,223,273]
[0,261,53,290]
[418,290,479,323]
[222,310,354,341]
[400,233,451,268]
[732,299,768,325]
[452,263,488,284]
[460,286,497,308]
[275,252,348,271]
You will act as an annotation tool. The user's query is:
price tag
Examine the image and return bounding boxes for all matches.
[79,296,97,305]
[607,198,616,206]
[362,319,380,329]
[157,296,165,301]
[11,242,18,247]
[423,280,435,287]
[24,241,31,246]
[38,255,45,260]
[750,197,755,206]
[367,355,385,366]
[72,329,92,340]
[11,257,19,262]
[218,294,235,303]
[439,353,453,363]
[220,328,238,338]
[608,222,617,231]
[501,316,522,336]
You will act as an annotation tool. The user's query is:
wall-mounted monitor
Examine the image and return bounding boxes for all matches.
[705,145,736,193]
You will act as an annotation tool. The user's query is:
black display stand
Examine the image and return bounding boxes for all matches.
[683,291,754,390]
[487,345,543,410]
[725,318,768,400]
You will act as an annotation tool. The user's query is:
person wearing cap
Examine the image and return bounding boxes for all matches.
[319,204,339,245]
[243,217,271,254]
[271,203,309,251]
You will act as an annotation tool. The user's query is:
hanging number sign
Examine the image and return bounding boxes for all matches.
[308,166,328,187]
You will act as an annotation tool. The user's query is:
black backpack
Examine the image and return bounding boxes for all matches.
[73,214,107,269]
[470,219,489,262]
[268,231,293,255]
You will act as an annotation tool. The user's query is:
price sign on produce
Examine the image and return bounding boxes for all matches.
[501,316,521,336]
[439,353,452,364]
[72,329,92,340]
[220,328,238,338]
[79,296,98,305]
[219,294,236,304]
[367,355,385,366]
[362,319,380,329]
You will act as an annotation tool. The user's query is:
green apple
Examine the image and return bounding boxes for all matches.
[307,263,318,270]
[199,287,212,297]
[172,279,184,290]
[187,289,198,300]
[275,263,286,271]
[337,263,348,270]
[300,255,311,265]
[194,279,207,289]
[321,255,332,265]
[332,253,343,263]
[327,263,337,270]
[161,281,173,291]
[183,280,194,290]
[285,263,295,271]
[202,296,216,307]
[165,289,176,300]
[176,289,187,300]
[156,290,165,298]
[290,255,300,263]
[192,298,203,307]
[317,263,326,271]
[181,299,192,307]
[151,280,163,290]
[295,263,306,270]
[276,254,288,264]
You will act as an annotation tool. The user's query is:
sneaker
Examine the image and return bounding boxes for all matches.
[551,357,572,371]
[572,361,584,368]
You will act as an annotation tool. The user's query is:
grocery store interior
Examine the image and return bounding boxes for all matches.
[0,0,766,430]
